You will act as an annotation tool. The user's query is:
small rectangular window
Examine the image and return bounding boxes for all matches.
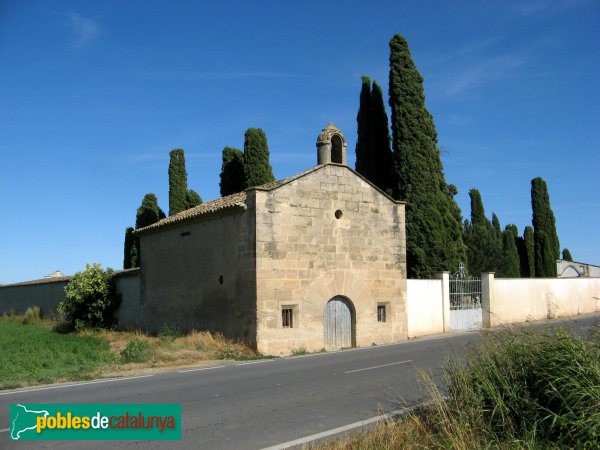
[377,305,386,323]
[282,308,293,328]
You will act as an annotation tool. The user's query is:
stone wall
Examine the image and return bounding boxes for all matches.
[138,206,257,345]
[253,164,407,354]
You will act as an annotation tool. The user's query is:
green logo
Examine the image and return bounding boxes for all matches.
[10,404,181,440]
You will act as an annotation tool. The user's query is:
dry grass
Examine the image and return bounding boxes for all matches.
[85,328,259,373]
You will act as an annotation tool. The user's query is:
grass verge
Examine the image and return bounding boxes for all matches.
[0,316,116,389]
[316,325,600,449]
[0,316,268,389]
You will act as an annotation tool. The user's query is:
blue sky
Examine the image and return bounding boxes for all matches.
[1,0,598,284]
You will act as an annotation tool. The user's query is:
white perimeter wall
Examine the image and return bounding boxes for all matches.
[490,277,600,326]
[407,279,445,337]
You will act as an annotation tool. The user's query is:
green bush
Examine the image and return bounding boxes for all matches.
[58,263,121,331]
[120,338,152,363]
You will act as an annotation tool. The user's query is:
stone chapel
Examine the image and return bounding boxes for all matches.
[135,124,407,354]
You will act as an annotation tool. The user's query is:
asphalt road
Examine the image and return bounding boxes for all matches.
[2,314,598,449]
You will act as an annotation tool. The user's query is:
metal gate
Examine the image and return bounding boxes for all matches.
[324,296,353,350]
[449,263,482,330]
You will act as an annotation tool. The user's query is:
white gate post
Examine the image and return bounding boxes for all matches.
[481,272,495,328]
[436,272,451,332]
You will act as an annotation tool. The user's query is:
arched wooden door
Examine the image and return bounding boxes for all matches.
[324,296,354,350]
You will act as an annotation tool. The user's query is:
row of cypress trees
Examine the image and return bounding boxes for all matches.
[123,150,202,269]
[219,128,276,197]
[355,34,567,278]
[123,129,277,269]
[463,182,562,278]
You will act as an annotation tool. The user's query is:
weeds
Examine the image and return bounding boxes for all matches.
[22,306,43,324]
[214,347,275,361]
[291,347,308,356]
[157,323,182,343]
[120,338,152,363]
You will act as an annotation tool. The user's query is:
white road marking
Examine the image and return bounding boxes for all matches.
[0,375,154,396]
[178,365,226,373]
[261,403,425,450]
[0,428,9,433]
[344,359,412,374]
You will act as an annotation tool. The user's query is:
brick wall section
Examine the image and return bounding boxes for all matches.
[254,165,407,354]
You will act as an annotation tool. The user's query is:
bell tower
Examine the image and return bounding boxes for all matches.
[316,123,347,166]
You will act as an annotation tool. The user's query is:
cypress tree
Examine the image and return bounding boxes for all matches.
[562,248,573,261]
[220,147,246,196]
[492,213,502,244]
[523,226,535,278]
[531,177,560,277]
[123,227,135,269]
[168,148,188,216]
[135,193,165,267]
[499,224,521,277]
[129,238,139,268]
[470,189,486,225]
[463,189,501,275]
[369,80,394,194]
[355,76,372,180]
[388,34,465,278]
[136,193,165,229]
[243,128,275,188]
[185,189,202,209]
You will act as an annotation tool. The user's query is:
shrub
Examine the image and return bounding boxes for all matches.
[58,263,121,331]
[22,306,43,324]
[158,323,182,343]
[121,338,152,363]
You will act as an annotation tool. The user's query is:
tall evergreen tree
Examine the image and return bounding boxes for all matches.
[523,226,535,278]
[220,147,246,196]
[243,128,275,188]
[185,189,202,209]
[123,227,135,269]
[134,193,165,267]
[388,34,465,278]
[463,189,501,275]
[168,148,188,216]
[369,80,394,194]
[491,213,502,243]
[499,224,521,277]
[355,77,394,194]
[136,193,165,229]
[355,76,372,180]
[531,177,560,277]
[562,248,573,261]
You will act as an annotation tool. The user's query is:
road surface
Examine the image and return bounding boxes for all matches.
[1,314,598,449]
